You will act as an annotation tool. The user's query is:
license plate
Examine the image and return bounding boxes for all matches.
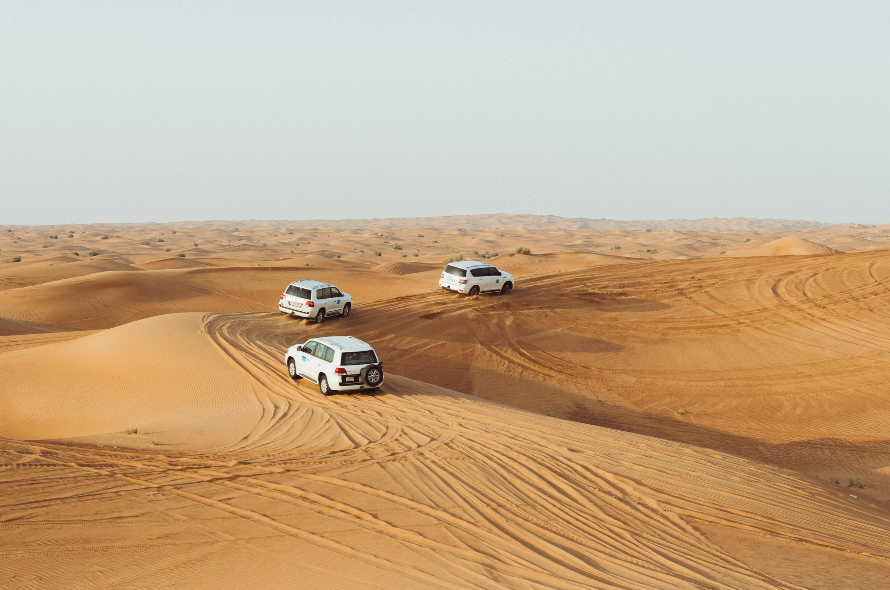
[344,376,357,383]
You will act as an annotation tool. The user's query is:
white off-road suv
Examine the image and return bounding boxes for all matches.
[439,260,514,296]
[285,336,384,395]
[279,280,353,323]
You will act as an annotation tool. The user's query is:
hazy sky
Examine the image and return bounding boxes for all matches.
[2,2,889,225]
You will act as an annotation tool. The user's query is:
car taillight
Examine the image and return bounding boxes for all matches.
[334,367,346,375]
[458,279,468,284]
[306,301,314,307]
[280,294,285,300]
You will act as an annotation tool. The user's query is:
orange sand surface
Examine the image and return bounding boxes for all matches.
[2,216,890,589]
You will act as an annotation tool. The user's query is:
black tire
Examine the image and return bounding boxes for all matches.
[287,358,301,380]
[500,282,513,296]
[361,364,384,387]
[314,309,325,324]
[341,303,351,317]
[467,286,480,296]
[319,374,332,396]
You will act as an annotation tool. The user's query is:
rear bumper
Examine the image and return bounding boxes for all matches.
[439,280,465,293]
[279,304,311,317]
[330,377,384,391]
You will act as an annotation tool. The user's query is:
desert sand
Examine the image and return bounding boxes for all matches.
[2,215,890,589]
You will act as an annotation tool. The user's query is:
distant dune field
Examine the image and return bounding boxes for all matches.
[2,216,890,589]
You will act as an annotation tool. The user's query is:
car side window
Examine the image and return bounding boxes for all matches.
[318,287,332,299]
[488,267,500,276]
[302,341,317,355]
[470,268,485,277]
[330,287,343,298]
[313,343,328,360]
[323,347,335,363]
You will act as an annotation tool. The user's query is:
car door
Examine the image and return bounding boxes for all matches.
[299,340,318,379]
[313,343,332,379]
[487,267,503,291]
[316,287,334,314]
[328,287,345,314]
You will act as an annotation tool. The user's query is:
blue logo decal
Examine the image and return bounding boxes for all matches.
[496,279,500,283]
[336,299,340,304]
[301,356,306,361]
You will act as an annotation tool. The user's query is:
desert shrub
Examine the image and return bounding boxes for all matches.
[71,251,79,256]
[718,250,726,255]
[412,250,419,257]
[374,251,382,256]
[290,249,294,253]
[417,234,424,237]
[12,256,21,262]
[744,238,751,242]
[149,437,158,446]
[88,250,98,256]
[193,242,198,246]
[646,248,658,254]
[646,228,652,232]
[432,240,438,243]
[335,254,341,258]
[125,427,138,435]
[514,246,531,255]
[101,235,109,240]
[472,250,478,254]
[393,243,402,250]
[67,233,73,238]
[443,253,464,267]
[41,244,48,248]
[157,238,164,242]
[401,254,407,257]
[49,235,58,239]
[498,232,504,237]
[165,248,171,252]
[178,253,185,257]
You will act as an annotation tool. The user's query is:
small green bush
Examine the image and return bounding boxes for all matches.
[12,256,21,262]
[125,427,138,435]
[719,250,726,255]
[101,235,109,240]
[335,254,341,258]
[432,240,438,243]
[443,253,464,267]
[71,251,79,256]
[393,243,402,250]
[417,234,424,237]
[514,246,531,255]
[374,251,382,256]
[41,244,48,248]
[646,228,652,233]
[88,250,98,256]
[178,253,185,257]
[157,238,164,242]
[165,248,171,252]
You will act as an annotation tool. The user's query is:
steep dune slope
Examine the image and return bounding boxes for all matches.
[1,312,889,589]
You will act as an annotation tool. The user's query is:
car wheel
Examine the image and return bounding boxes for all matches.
[287,358,301,380]
[315,309,325,323]
[361,364,384,387]
[468,286,480,296]
[500,282,513,296]
[319,374,332,396]
[342,303,351,317]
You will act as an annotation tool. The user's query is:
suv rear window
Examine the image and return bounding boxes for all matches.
[341,350,378,366]
[285,285,311,299]
[444,265,467,277]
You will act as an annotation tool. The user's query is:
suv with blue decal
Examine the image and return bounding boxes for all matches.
[439,260,514,296]
[279,279,353,323]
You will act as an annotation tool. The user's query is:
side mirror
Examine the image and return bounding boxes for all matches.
[296,346,303,352]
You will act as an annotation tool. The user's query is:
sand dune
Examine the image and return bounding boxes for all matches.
[2,219,890,588]
[3,312,890,589]
[726,236,841,257]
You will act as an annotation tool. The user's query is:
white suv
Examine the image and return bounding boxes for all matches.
[439,260,514,296]
[279,280,353,323]
[285,336,384,395]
